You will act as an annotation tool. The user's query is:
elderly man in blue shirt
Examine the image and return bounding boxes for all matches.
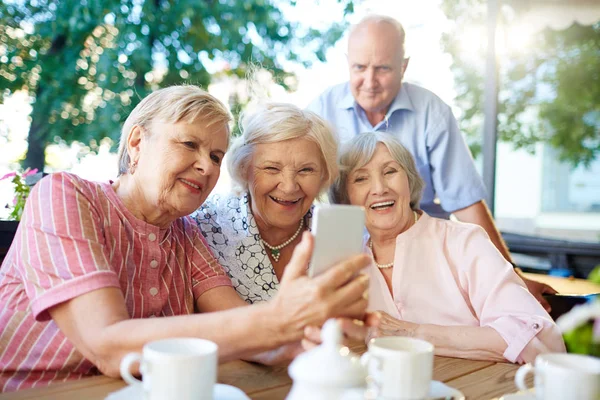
[307,14,556,309]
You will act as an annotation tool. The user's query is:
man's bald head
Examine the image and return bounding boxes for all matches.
[347,15,409,123]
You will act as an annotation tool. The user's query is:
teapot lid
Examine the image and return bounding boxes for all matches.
[288,319,366,386]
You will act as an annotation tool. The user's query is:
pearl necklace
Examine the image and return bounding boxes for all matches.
[369,211,419,269]
[261,219,304,262]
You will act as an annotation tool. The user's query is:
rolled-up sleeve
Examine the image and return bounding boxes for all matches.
[457,226,565,363]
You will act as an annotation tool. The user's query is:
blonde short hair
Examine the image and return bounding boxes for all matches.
[227,103,338,193]
[117,85,232,175]
[329,132,424,209]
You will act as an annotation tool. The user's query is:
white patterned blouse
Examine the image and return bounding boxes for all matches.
[192,192,313,304]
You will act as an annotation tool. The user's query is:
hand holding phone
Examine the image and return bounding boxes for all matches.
[308,205,366,277]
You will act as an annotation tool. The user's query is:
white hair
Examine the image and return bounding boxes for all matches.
[227,102,339,194]
[329,132,424,209]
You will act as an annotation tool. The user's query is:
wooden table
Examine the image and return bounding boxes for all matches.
[0,352,528,400]
[522,272,600,295]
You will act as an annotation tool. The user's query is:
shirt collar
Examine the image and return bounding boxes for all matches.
[338,83,415,115]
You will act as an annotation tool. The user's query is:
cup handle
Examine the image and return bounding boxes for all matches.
[361,352,383,399]
[120,353,143,386]
[515,363,535,392]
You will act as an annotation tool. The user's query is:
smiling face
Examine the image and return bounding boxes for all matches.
[133,120,229,220]
[248,137,325,232]
[346,143,413,234]
[348,21,406,119]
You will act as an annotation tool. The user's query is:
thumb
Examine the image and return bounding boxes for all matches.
[280,231,314,284]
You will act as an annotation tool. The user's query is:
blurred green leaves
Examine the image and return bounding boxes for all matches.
[441,0,600,167]
[0,0,354,170]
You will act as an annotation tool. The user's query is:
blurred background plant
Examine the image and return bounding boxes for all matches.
[557,265,600,357]
[0,168,40,220]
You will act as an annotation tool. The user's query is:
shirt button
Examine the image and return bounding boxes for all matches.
[148,233,157,242]
[533,323,540,330]
[149,287,159,296]
[150,260,158,269]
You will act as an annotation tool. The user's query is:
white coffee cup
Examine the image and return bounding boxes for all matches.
[120,337,218,400]
[361,336,434,400]
[515,353,600,400]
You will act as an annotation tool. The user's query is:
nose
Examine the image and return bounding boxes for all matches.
[278,171,299,193]
[370,174,387,195]
[194,153,217,176]
[364,68,376,89]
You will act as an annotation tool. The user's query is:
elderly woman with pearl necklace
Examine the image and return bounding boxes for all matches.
[193,103,339,303]
[330,132,565,363]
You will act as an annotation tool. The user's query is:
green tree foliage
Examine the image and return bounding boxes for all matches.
[0,0,354,170]
[441,0,600,167]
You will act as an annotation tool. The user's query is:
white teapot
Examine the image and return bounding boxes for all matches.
[286,319,367,400]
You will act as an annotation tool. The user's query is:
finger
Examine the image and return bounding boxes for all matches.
[334,297,368,321]
[364,311,382,328]
[542,283,558,295]
[316,254,371,288]
[301,338,318,351]
[338,318,369,342]
[303,325,322,344]
[329,273,370,310]
[537,295,552,313]
[280,232,314,284]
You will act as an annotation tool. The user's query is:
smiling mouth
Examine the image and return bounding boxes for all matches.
[370,200,395,210]
[180,178,202,190]
[270,195,301,206]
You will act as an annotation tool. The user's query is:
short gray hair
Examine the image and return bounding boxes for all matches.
[349,14,407,59]
[329,132,424,209]
[117,85,232,175]
[227,103,339,193]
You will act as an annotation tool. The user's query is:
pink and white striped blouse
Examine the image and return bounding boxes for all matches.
[0,172,232,392]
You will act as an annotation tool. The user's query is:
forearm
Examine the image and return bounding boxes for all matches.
[453,200,513,263]
[416,323,508,362]
[51,291,285,378]
[103,303,284,367]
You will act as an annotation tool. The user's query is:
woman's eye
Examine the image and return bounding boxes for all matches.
[210,154,221,165]
[265,167,279,172]
[300,167,314,173]
[385,169,397,175]
[183,141,196,149]
[353,176,366,183]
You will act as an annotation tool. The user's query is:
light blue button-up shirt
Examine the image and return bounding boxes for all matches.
[307,82,487,219]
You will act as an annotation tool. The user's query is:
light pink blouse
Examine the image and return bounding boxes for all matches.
[366,212,565,363]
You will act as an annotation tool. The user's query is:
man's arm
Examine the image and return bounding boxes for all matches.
[453,200,557,311]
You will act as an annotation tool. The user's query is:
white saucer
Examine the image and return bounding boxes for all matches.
[105,383,249,400]
[428,380,465,400]
[500,389,536,400]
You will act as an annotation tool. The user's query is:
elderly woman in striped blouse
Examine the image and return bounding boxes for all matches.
[0,86,370,392]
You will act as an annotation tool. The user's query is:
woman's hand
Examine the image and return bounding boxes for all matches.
[302,313,382,350]
[270,232,370,343]
[365,311,419,343]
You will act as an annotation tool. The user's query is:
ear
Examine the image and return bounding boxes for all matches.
[126,125,144,165]
[402,57,410,74]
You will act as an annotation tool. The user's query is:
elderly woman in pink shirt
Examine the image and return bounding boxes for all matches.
[0,86,370,392]
[330,132,565,363]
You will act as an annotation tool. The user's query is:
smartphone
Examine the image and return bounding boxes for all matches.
[308,204,366,277]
